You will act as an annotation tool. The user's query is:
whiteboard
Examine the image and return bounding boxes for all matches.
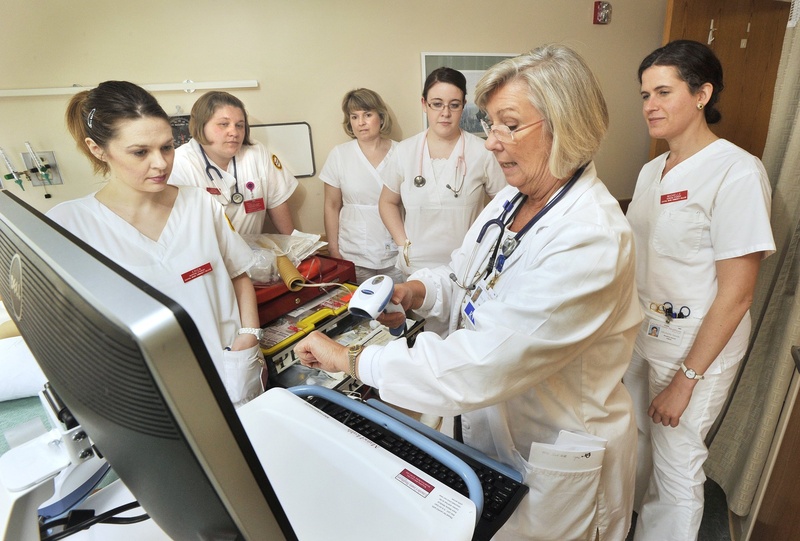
[250,122,315,178]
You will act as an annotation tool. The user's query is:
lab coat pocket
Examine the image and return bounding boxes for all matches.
[652,209,706,259]
[496,457,602,540]
[222,344,265,407]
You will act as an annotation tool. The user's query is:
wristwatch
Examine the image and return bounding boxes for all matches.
[238,327,264,341]
[348,344,363,380]
[681,362,704,380]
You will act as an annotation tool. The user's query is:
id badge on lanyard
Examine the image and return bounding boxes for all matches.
[243,181,266,214]
[461,275,498,328]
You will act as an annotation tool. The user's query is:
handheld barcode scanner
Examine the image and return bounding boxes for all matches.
[348,275,406,336]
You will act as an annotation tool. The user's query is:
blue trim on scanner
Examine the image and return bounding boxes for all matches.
[288,385,483,521]
[366,398,524,483]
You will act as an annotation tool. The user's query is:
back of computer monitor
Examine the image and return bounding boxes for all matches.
[0,190,295,540]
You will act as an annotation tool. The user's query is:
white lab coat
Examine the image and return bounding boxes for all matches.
[381,130,507,274]
[46,187,263,406]
[319,138,399,270]
[170,139,298,235]
[359,163,641,540]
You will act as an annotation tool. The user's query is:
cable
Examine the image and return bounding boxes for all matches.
[296,281,352,295]
[40,501,149,541]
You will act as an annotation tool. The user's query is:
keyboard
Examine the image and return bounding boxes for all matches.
[304,394,529,541]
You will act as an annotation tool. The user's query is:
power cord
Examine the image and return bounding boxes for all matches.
[296,281,352,295]
[39,501,150,541]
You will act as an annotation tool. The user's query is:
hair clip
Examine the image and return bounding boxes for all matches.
[87,108,96,129]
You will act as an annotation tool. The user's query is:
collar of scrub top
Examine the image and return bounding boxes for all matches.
[413,129,467,197]
[198,144,243,204]
[478,164,587,284]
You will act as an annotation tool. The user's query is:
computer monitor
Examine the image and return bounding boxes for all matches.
[0,190,296,540]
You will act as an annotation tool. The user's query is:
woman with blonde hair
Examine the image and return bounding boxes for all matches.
[296,44,639,540]
[319,88,403,284]
[170,91,298,235]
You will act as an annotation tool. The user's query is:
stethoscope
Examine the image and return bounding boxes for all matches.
[413,130,467,198]
[199,145,243,204]
[450,164,587,291]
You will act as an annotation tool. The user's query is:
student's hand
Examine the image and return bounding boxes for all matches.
[294,331,348,373]
[648,374,697,427]
[229,333,259,351]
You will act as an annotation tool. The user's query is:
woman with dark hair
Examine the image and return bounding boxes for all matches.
[624,40,775,540]
[169,91,298,235]
[378,67,506,282]
[49,81,265,407]
[319,88,403,284]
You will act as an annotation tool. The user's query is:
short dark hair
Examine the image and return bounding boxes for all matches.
[422,67,467,101]
[65,81,169,175]
[638,40,724,124]
[188,91,253,146]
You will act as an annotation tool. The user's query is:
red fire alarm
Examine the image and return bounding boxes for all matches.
[594,1,611,24]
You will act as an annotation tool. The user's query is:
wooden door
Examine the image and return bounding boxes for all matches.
[750,378,800,541]
[649,0,790,159]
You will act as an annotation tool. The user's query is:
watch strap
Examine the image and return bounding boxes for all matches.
[238,327,264,340]
[681,362,704,380]
[348,344,363,380]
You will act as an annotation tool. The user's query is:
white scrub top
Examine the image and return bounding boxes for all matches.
[381,130,507,272]
[626,139,775,372]
[46,187,255,400]
[359,163,641,540]
[319,139,398,269]
[170,139,298,235]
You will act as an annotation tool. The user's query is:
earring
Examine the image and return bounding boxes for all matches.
[697,103,705,110]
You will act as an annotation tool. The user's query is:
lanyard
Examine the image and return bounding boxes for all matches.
[451,165,586,292]
[493,164,586,274]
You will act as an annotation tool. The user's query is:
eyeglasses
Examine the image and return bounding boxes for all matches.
[426,100,464,112]
[480,118,544,144]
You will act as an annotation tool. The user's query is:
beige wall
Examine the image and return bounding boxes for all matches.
[0,0,666,234]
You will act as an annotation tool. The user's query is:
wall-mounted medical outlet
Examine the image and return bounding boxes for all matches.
[21,150,64,186]
[593,1,611,24]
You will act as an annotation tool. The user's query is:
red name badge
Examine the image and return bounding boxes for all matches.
[206,187,222,195]
[244,197,266,214]
[182,262,213,283]
[661,190,688,204]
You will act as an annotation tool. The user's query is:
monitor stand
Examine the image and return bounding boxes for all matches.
[0,387,110,541]
[0,429,69,541]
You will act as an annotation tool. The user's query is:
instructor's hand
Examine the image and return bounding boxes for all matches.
[294,331,348,374]
[376,280,424,329]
